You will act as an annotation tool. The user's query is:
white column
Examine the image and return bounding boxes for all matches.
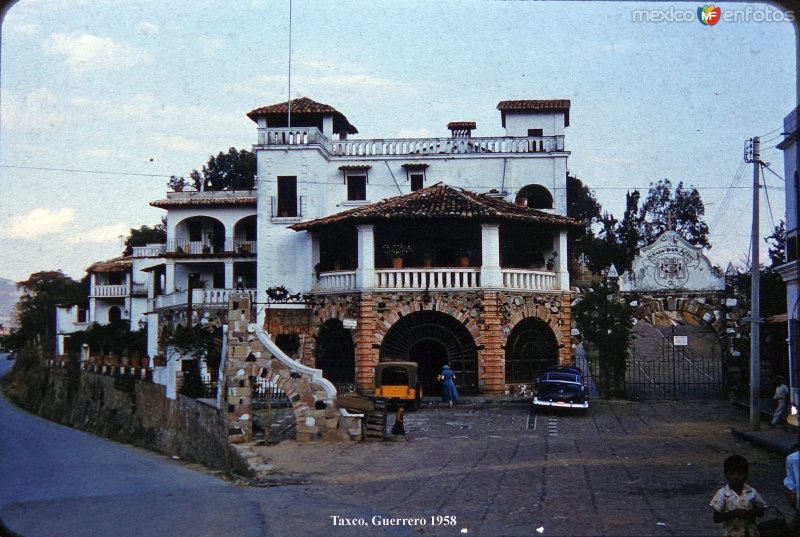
[557,230,569,291]
[480,223,502,289]
[356,225,375,289]
[165,261,175,294]
[224,260,234,289]
[89,273,97,322]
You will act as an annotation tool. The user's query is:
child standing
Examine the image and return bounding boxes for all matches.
[710,454,766,536]
[390,406,407,441]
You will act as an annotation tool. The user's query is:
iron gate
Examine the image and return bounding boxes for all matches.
[624,337,723,401]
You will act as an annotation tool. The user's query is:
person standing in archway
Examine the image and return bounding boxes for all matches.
[439,364,460,408]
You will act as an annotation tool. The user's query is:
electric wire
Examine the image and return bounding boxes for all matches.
[709,160,746,232]
[760,164,776,231]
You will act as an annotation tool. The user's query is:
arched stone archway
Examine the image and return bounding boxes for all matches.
[505,317,559,384]
[379,310,479,396]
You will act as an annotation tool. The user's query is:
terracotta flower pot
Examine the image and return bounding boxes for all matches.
[392,258,403,269]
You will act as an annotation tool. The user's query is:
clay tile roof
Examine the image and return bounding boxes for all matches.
[401,163,429,169]
[246,96,358,135]
[87,256,132,273]
[150,196,256,209]
[447,121,477,130]
[289,183,582,232]
[338,165,372,171]
[496,99,571,127]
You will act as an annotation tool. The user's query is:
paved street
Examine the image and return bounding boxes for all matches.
[2,352,796,537]
[253,399,794,537]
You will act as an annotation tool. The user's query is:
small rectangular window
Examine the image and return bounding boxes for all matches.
[410,173,424,191]
[277,176,298,217]
[528,128,543,137]
[347,175,367,201]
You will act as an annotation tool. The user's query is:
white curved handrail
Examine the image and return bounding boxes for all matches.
[249,323,338,401]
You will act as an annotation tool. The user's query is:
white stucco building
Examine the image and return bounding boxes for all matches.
[777,106,800,398]
[61,97,585,397]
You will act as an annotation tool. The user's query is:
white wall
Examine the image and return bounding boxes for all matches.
[504,111,567,137]
[256,144,570,296]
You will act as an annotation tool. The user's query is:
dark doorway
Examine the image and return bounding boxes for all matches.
[505,317,559,384]
[408,339,448,396]
[108,306,122,323]
[314,319,355,389]
[379,310,478,395]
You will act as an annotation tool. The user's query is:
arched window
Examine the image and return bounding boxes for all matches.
[108,306,122,323]
[515,184,553,210]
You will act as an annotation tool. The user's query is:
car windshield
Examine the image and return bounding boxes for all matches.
[545,372,579,383]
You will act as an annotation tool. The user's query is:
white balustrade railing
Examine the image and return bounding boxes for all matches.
[155,288,257,309]
[132,244,166,257]
[258,127,328,146]
[331,135,563,156]
[376,268,481,290]
[316,270,357,291]
[501,269,558,290]
[314,268,559,292]
[257,127,564,156]
[91,284,129,297]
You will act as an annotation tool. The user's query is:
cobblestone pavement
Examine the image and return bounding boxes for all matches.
[249,399,793,537]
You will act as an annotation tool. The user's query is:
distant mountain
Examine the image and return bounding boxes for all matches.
[0,277,21,330]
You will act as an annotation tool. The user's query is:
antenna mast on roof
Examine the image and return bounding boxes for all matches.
[287,0,292,128]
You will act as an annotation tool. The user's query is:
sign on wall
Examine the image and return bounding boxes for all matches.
[619,231,725,292]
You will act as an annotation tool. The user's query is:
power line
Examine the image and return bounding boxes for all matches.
[1,164,171,179]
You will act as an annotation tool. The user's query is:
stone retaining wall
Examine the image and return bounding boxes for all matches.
[33,364,249,474]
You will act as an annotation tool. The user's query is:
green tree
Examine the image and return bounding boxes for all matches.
[14,271,86,353]
[182,147,257,191]
[639,179,710,248]
[618,191,642,271]
[572,279,633,397]
[766,220,786,269]
[582,213,627,275]
[566,174,602,265]
[122,217,167,256]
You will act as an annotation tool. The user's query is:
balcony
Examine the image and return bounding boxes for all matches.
[91,284,129,298]
[155,288,258,310]
[257,127,564,156]
[165,239,257,255]
[132,244,166,257]
[314,268,558,293]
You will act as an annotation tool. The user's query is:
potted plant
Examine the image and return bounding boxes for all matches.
[168,176,185,192]
[382,243,412,268]
[457,248,471,267]
[546,256,556,271]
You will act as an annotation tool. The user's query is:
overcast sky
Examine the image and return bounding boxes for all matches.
[0,0,796,282]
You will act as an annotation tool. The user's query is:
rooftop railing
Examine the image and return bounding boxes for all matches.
[257,127,565,156]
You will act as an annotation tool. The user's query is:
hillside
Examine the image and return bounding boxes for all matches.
[0,277,21,329]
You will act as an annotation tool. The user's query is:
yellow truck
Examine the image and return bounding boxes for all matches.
[374,361,422,410]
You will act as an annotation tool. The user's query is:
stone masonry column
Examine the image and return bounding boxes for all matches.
[480,291,505,395]
[559,297,574,363]
[480,223,503,289]
[356,224,375,290]
[354,292,377,394]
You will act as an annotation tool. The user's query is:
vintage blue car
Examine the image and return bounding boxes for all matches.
[532,366,588,411]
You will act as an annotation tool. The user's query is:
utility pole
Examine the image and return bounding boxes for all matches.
[745,136,762,430]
